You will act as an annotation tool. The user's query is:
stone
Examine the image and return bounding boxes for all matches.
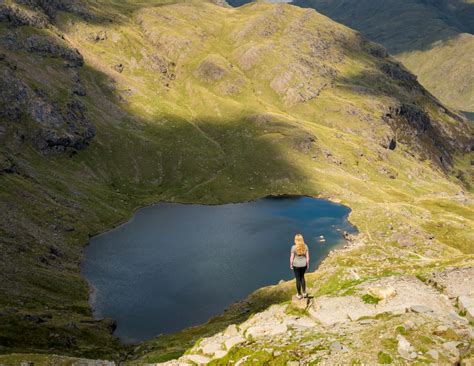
[213,350,227,359]
[397,335,416,360]
[442,341,460,357]
[235,356,249,366]
[224,324,239,337]
[449,312,469,325]
[202,342,223,355]
[403,320,416,330]
[426,349,439,360]
[113,64,124,73]
[245,323,287,338]
[410,305,434,313]
[273,351,282,357]
[291,295,311,310]
[185,354,211,365]
[367,285,396,302]
[434,325,448,335]
[330,341,343,352]
[286,362,300,366]
[224,336,245,350]
[458,295,474,321]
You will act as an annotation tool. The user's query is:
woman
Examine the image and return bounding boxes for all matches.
[290,233,310,299]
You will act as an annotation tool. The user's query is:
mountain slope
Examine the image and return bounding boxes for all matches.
[0,0,472,363]
[289,0,474,113]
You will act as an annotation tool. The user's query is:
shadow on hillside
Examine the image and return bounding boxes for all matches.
[333,62,471,173]
[287,0,474,55]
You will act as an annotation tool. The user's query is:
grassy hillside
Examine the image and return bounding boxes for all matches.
[398,33,474,113]
[289,0,474,113]
[0,0,472,363]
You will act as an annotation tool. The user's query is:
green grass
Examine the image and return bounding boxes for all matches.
[362,294,380,305]
[377,351,393,364]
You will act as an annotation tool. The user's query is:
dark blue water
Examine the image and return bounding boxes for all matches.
[462,111,474,122]
[82,196,356,343]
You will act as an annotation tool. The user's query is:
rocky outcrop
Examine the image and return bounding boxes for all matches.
[0,3,49,28]
[382,103,468,168]
[157,271,473,365]
[0,66,95,153]
[25,35,84,67]
[195,55,229,83]
[14,0,90,20]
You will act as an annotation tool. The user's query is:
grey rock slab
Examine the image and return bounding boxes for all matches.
[410,305,434,313]
[426,349,439,360]
[330,341,343,352]
[458,295,474,321]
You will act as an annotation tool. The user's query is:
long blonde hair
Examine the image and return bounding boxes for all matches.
[294,233,307,256]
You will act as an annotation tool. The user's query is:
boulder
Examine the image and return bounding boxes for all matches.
[458,295,474,321]
[184,354,211,365]
[245,323,287,338]
[224,335,245,350]
[397,335,416,360]
[195,55,228,83]
[410,305,434,314]
[367,285,396,303]
[201,342,223,356]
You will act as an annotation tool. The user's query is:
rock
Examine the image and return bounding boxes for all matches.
[286,362,300,366]
[223,324,239,337]
[410,305,434,313]
[397,335,416,360]
[458,295,474,321]
[224,335,245,350]
[195,55,227,82]
[442,341,460,358]
[330,341,343,352]
[0,5,49,28]
[92,30,107,42]
[25,35,84,67]
[426,349,439,360]
[388,138,396,150]
[291,295,310,309]
[185,354,211,365]
[403,320,416,330]
[201,342,223,355]
[449,311,469,325]
[235,355,249,366]
[246,323,287,338]
[113,64,124,73]
[367,285,396,303]
[22,314,45,323]
[20,362,34,366]
[273,350,282,357]
[213,350,227,359]
[434,325,448,335]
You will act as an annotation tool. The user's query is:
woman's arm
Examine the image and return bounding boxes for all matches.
[306,250,310,268]
[290,252,294,269]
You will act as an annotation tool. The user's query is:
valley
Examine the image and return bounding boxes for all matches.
[0,0,472,364]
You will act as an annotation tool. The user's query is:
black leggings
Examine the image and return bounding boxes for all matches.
[293,266,307,295]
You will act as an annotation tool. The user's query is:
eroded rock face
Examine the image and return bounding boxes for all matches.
[382,102,470,169]
[0,3,49,28]
[13,0,90,20]
[195,56,228,83]
[25,35,84,67]
[0,66,95,154]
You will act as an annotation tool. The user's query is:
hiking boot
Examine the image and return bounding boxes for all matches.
[296,294,303,299]
[303,292,308,298]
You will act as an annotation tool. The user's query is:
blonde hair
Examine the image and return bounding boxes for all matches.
[294,233,307,256]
